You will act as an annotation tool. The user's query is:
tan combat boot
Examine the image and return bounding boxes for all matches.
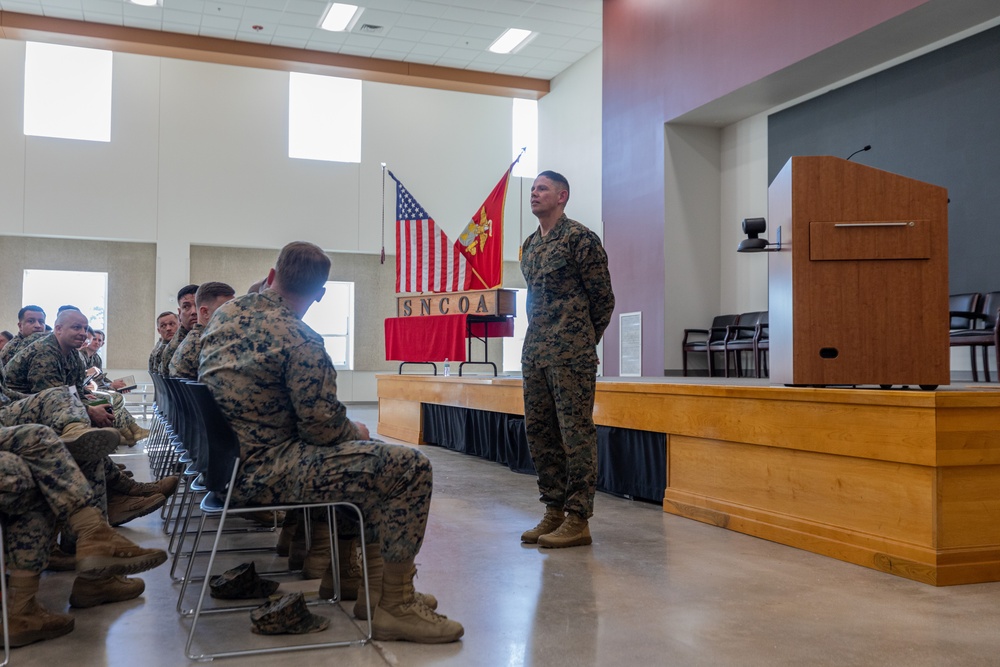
[68,506,168,577]
[369,560,463,643]
[333,543,438,619]
[301,520,332,580]
[128,422,151,442]
[520,506,565,544]
[60,422,122,461]
[276,515,298,557]
[7,571,75,647]
[318,537,362,600]
[123,475,179,499]
[106,492,167,527]
[537,514,592,548]
[118,426,137,447]
[69,575,145,608]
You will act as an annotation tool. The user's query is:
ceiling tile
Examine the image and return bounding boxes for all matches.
[12,0,603,83]
[1,3,45,14]
[201,14,240,30]
[404,1,450,20]
[162,8,203,25]
[394,14,435,31]
[199,26,237,39]
[82,12,123,25]
[270,36,309,48]
[419,31,457,47]
[80,0,121,13]
[339,44,375,57]
[162,21,201,35]
[409,42,447,57]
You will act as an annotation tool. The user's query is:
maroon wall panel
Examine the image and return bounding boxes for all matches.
[602,0,928,375]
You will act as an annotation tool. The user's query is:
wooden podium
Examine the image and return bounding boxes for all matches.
[768,156,949,387]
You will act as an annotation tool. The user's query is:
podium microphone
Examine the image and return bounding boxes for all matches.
[845,145,871,161]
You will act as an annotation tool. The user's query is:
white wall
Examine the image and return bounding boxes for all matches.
[537,46,603,238]
[663,124,722,373]
[0,37,605,398]
[719,113,769,314]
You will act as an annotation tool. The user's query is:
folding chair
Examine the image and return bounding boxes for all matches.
[179,384,371,661]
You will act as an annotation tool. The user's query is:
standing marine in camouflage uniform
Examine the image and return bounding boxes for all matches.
[199,241,463,644]
[0,423,168,647]
[0,305,47,367]
[148,311,178,374]
[158,284,198,375]
[169,281,235,379]
[519,171,615,549]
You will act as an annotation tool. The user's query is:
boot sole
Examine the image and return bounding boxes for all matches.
[70,586,145,608]
[77,550,167,578]
[538,536,593,549]
[62,428,121,461]
[372,627,464,644]
[9,620,76,647]
[108,495,167,527]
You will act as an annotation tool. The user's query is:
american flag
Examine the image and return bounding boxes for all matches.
[391,172,469,293]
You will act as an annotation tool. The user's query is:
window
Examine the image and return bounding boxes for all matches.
[502,288,528,373]
[512,98,537,178]
[288,72,362,163]
[22,269,109,356]
[23,42,113,142]
[302,281,355,369]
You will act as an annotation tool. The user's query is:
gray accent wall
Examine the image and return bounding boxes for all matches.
[768,24,1000,293]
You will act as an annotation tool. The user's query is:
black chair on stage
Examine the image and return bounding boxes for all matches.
[724,311,767,378]
[682,314,739,376]
[179,384,371,661]
[950,291,1000,382]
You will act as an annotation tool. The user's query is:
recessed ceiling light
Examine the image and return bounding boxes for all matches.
[489,28,533,55]
[129,0,159,6]
[320,3,362,32]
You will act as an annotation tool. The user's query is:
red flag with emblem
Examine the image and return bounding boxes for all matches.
[454,161,516,290]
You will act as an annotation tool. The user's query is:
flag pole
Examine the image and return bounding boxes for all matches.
[380,162,387,264]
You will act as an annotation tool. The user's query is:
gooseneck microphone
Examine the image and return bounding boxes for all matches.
[845,145,872,161]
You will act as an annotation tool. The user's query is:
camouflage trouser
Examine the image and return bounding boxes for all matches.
[99,390,137,430]
[522,360,599,520]
[0,424,93,572]
[233,440,432,564]
[0,386,108,515]
[0,385,89,435]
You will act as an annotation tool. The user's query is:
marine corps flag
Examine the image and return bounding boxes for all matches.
[455,159,518,290]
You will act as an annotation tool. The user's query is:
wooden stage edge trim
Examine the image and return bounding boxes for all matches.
[376,374,1000,586]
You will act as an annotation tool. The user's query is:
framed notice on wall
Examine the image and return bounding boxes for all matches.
[619,311,642,377]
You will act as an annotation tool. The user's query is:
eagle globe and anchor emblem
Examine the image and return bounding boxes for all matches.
[457,206,493,256]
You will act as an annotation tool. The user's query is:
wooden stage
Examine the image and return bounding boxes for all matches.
[377,373,1000,586]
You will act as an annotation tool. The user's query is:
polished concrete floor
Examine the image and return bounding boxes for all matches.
[12,403,1000,666]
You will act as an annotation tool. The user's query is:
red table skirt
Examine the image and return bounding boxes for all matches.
[385,314,513,362]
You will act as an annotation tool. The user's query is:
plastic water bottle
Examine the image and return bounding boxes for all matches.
[443,358,451,376]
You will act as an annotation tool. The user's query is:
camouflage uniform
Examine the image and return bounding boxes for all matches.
[5,333,88,396]
[0,376,109,514]
[520,214,615,520]
[159,325,190,376]
[168,323,203,379]
[200,291,433,563]
[4,333,136,431]
[148,339,166,374]
[0,423,95,572]
[0,330,45,367]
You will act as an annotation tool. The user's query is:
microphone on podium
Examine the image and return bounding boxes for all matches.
[845,145,872,161]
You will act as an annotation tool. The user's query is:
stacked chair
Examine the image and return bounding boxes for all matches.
[146,376,371,660]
